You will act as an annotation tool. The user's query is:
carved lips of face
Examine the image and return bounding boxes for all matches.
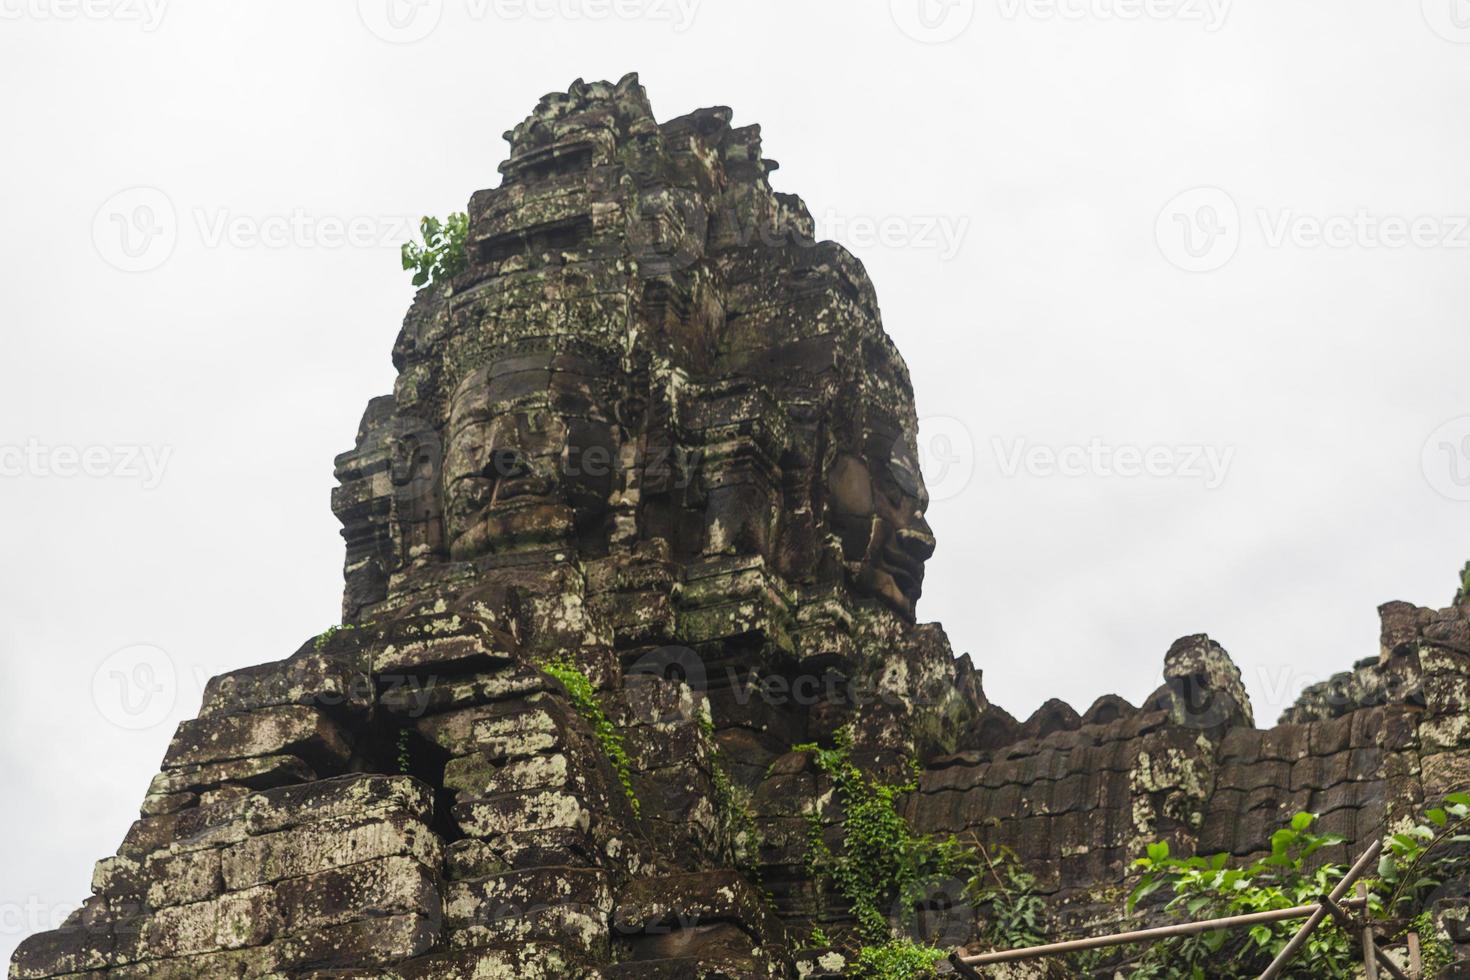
[826,442,936,619]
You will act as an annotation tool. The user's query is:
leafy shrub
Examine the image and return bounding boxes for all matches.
[847,938,947,979]
[401,213,468,287]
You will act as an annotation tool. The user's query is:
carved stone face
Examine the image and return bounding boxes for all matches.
[826,432,936,619]
[442,354,616,559]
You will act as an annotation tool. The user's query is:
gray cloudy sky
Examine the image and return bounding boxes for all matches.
[2,0,1468,960]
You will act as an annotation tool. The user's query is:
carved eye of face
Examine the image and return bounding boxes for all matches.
[389,435,437,484]
[887,450,923,500]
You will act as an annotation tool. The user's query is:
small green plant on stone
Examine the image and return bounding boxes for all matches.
[846,938,947,979]
[799,731,970,952]
[395,729,412,774]
[401,212,469,287]
[313,620,372,651]
[539,661,640,818]
[1456,561,1470,605]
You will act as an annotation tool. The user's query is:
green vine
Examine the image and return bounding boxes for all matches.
[401,212,469,287]
[539,661,639,818]
[395,728,412,774]
[796,727,970,976]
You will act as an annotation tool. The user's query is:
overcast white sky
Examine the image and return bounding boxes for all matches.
[3,0,1469,960]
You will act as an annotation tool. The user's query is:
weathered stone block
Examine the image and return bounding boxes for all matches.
[245,773,433,835]
[452,790,593,838]
[148,754,316,800]
[275,912,438,970]
[143,848,224,909]
[163,705,351,773]
[274,855,441,933]
[221,814,441,890]
[140,886,278,958]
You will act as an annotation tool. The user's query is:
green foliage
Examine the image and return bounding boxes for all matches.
[1379,792,1470,916]
[807,925,831,948]
[1108,797,1470,978]
[539,661,639,817]
[1122,813,1363,978]
[312,621,371,651]
[395,728,412,774]
[796,729,975,946]
[966,841,1046,951]
[845,938,947,979]
[1457,561,1470,605]
[1402,910,1455,977]
[401,213,468,288]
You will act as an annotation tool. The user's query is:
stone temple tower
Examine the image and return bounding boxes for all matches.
[14,74,1470,978]
[12,73,985,979]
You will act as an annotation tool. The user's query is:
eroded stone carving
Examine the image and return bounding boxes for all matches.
[14,75,1470,979]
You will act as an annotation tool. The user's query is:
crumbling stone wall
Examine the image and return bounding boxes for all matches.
[12,76,1470,979]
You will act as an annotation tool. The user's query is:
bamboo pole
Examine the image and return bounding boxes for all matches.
[1257,838,1384,980]
[1361,883,1380,980]
[956,896,1367,966]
